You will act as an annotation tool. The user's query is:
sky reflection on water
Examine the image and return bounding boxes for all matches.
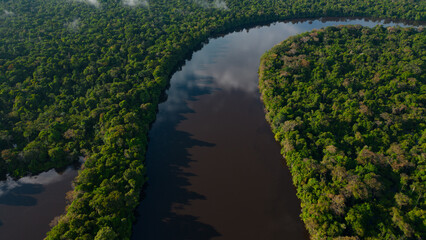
[132,18,415,240]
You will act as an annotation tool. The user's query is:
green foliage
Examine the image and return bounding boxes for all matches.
[259,25,425,239]
[0,0,424,239]
[94,227,118,240]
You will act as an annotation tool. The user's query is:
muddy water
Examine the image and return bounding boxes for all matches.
[131,19,411,240]
[0,18,412,240]
[0,167,78,240]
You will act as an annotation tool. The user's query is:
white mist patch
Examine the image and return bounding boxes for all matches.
[66,18,81,31]
[75,0,100,8]
[194,0,228,10]
[193,0,209,8]
[123,0,149,7]
[3,10,15,16]
[212,0,228,9]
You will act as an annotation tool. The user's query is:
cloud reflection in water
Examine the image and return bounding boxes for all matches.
[0,167,75,199]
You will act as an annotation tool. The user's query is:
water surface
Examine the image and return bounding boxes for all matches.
[131,18,412,240]
[0,18,414,240]
[0,167,78,240]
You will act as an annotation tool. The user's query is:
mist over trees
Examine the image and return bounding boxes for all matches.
[0,0,425,239]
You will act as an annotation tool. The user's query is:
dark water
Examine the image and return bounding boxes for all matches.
[131,19,412,240]
[0,18,413,240]
[0,167,78,240]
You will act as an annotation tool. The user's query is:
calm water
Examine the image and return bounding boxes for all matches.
[131,19,412,240]
[0,167,78,240]
[0,18,414,240]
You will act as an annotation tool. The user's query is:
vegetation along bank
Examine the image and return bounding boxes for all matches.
[259,25,425,239]
[0,0,424,239]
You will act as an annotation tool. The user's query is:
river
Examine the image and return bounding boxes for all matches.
[0,18,413,240]
[130,18,412,240]
[0,166,78,240]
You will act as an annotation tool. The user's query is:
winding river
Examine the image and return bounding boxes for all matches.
[0,18,414,240]
[130,19,413,240]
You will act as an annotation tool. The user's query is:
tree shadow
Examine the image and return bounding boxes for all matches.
[131,73,221,239]
[0,183,43,206]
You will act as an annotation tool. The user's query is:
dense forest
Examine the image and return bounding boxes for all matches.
[259,25,425,239]
[0,0,424,239]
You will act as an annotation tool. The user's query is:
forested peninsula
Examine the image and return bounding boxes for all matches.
[259,25,425,239]
[0,0,424,239]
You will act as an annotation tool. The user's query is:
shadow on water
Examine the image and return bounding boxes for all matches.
[0,183,44,206]
[0,166,78,240]
[132,73,221,240]
[131,18,420,240]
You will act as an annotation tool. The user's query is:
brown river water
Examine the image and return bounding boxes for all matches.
[0,167,77,240]
[0,18,413,240]
[130,19,413,240]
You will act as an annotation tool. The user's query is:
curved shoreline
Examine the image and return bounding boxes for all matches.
[131,18,420,239]
[258,25,425,239]
[47,16,423,239]
[1,1,424,238]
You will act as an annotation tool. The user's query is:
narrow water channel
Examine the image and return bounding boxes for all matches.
[131,18,411,240]
[0,166,78,240]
